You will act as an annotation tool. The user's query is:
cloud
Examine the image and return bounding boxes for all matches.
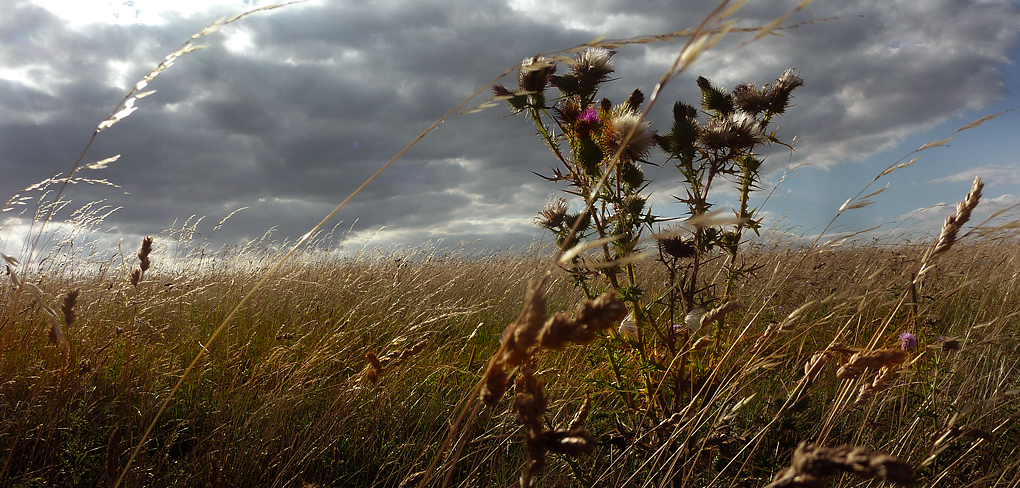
[1,0,1018,256]
[929,164,1020,186]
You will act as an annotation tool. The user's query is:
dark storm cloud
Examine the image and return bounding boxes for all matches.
[1,0,1018,253]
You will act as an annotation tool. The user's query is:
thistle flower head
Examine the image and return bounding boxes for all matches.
[899,332,918,351]
[578,106,599,125]
[733,82,770,115]
[571,47,615,84]
[656,231,696,259]
[535,197,570,231]
[701,113,764,151]
[518,55,556,94]
[762,69,804,114]
[603,109,656,162]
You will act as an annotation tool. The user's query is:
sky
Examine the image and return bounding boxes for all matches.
[2,0,1019,260]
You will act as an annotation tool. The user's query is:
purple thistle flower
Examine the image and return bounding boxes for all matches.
[899,332,918,351]
[579,106,599,124]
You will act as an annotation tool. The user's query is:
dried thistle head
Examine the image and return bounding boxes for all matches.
[702,114,764,151]
[762,69,804,115]
[602,108,656,162]
[571,47,615,85]
[534,197,570,231]
[733,82,770,115]
[518,55,555,94]
[657,230,696,259]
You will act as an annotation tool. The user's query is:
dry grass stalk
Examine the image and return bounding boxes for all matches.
[481,284,626,408]
[106,426,123,482]
[699,299,742,329]
[361,340,427,386]
[398,471,427,488]
[853,365,896,407]
[131,236,153,287]
[364,352,383,385]
[538,291,628,350]
[836,349,907,380]
[61,289,80,326]
[515,362,596,488]
[206,452,221,488]
[803,351,830,385]
[765,441,915,488]
[472,282,622,486]
[924,176,983,267]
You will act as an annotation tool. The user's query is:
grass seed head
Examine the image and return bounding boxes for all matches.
[837,349,907,380]
[61,288,80,326]
[928,176,983,261]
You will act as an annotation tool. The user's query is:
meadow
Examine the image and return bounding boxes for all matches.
[2,2,1020,487]
[2,234,1018,487]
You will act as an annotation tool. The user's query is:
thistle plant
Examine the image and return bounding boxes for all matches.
[498,48,803,414]
[498,48,657,298]
[656,70,803,325]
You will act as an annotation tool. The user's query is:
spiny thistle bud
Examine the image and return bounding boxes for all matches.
[623,88,644,111]
[623,194,646,216]
[493,84,528,112]
[518,56,555,94]
[697,76,733,118]
[620,162,645,189]
[600,98,612,113]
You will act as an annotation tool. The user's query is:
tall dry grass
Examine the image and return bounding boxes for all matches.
[3,1,1020,487]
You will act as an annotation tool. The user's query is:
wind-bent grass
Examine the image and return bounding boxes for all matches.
[1,235,1018,486]
[3,0,1020,487]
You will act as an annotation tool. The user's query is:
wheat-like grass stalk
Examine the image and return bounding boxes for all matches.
[764,441,915,487]
[921,176,984,271]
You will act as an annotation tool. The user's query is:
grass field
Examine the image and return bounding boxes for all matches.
[3,2,1020,487]
[2,233,1018,487]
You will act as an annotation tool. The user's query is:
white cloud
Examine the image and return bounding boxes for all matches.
[929,164,1020,186]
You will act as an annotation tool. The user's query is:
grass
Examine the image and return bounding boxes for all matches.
[3,1,1020,487]
[1,235,1018,487]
